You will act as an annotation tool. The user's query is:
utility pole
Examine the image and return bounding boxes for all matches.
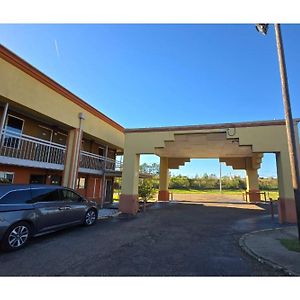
[256,24,300,240]
[219,162,222,194]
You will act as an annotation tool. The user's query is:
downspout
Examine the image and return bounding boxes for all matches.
[100,145,109,208]
[71,112,85,189]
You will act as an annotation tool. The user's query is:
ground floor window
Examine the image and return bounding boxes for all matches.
[0,171,14,183]
[50,175,62,185]
[30,174,46,184]
[76,177,86,189]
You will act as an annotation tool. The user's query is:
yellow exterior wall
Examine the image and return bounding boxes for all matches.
[120,131,175,194]
[121,152,140,195]
[0,58,124,149]
[227,124,294,199]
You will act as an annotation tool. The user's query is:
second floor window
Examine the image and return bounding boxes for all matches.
[4,115,24,148]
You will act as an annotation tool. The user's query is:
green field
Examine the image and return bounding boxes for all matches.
[114,189,279,201]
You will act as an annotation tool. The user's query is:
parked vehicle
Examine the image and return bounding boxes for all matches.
[0,184,98,251]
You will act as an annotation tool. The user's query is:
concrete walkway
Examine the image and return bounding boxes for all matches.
[98,208,120,219]
[240,226,300,275]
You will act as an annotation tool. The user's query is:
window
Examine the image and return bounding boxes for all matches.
[31,188,60,203]
[60,189,82,202]
[0,190,31,204]
[0,172,14,184]
[50,175,62,185]
[30,175,46,184]
[76,177,86,189]
[4,115,24,148]
[98,147,104,156]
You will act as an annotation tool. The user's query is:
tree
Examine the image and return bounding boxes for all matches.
[169,175,190,189]
[140,163,160,175]
[138,178,155,211]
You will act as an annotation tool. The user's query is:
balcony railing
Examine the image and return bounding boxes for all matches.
[0,129,122,173]
[80,150,122,172]
[0,129,66,167]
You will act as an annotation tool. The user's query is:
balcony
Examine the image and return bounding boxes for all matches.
[0,129,66,170]
[0,129,122,175]
[79,150,122,175]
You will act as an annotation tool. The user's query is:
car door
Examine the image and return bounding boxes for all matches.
[32,188,67,232]
[59,189,87,224]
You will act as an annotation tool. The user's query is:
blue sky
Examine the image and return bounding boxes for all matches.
[1,24,299,178]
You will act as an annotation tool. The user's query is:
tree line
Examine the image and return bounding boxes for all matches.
[138,162,278,191]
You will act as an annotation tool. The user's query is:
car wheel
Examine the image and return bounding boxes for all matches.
[1,221,32,251]
[84,209,97,226]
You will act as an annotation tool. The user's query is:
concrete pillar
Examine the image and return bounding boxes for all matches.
[119,151,140,214]
[276,151,296,223]
[246,168,260,202]
[62,128,82,189]
[62,113,85,189]
[158,157,169,201]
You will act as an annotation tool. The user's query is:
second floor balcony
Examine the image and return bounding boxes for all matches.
[0,129,122,174]
[79,150,122,175]
[0,129,66,170]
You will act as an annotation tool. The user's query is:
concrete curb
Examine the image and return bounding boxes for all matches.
[239,228,299,276]
[98,210,121,220]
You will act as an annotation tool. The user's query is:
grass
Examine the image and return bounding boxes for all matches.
[169,189,279,199]
[169,189,243,195]
[114,189,279,201]
[280,239,300,253]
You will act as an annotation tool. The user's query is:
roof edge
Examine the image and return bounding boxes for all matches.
[0,44,124,133]
[125,119,300,133]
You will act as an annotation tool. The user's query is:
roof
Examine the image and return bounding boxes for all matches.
[0,44,124,133]
[125,119,300,133]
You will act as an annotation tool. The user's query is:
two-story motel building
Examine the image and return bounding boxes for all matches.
[0,45,124,206]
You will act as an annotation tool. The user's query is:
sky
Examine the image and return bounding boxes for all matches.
[0,24,299,178]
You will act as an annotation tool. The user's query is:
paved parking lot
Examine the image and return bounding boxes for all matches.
[0,200,284,276]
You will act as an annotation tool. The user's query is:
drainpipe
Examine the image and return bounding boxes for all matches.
[100,145,109,208]
[70,112,85,189]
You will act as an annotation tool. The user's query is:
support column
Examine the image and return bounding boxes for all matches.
[62,113,85,189]
[158,157,169,201]
[246,168,260,202]
[276,151,296,223]
[119,151,140,214]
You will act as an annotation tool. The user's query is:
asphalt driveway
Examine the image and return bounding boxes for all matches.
[0,200,285,276]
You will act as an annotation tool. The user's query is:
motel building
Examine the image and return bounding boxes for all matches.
[0,45,124,206]
[1,45,300,224]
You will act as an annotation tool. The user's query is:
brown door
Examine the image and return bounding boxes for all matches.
[105,179,113,203]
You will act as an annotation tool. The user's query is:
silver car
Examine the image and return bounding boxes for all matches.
[0,185,98,251]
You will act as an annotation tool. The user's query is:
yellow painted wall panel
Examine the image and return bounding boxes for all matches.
[0,58,124,149]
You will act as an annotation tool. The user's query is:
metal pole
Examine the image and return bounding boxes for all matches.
[219,161,222,194]
[274,24,300,240]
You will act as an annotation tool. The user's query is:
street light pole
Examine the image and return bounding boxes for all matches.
[256,24,300,240]
[273,24,300,240]
[219,162,222,194]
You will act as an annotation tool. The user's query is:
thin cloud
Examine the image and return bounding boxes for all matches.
[54,39,60,58]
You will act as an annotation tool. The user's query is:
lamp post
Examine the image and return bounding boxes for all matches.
[219,162,222,194]
[256,23,300,240]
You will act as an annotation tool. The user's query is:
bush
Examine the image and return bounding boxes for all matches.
[138,179,155,200]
